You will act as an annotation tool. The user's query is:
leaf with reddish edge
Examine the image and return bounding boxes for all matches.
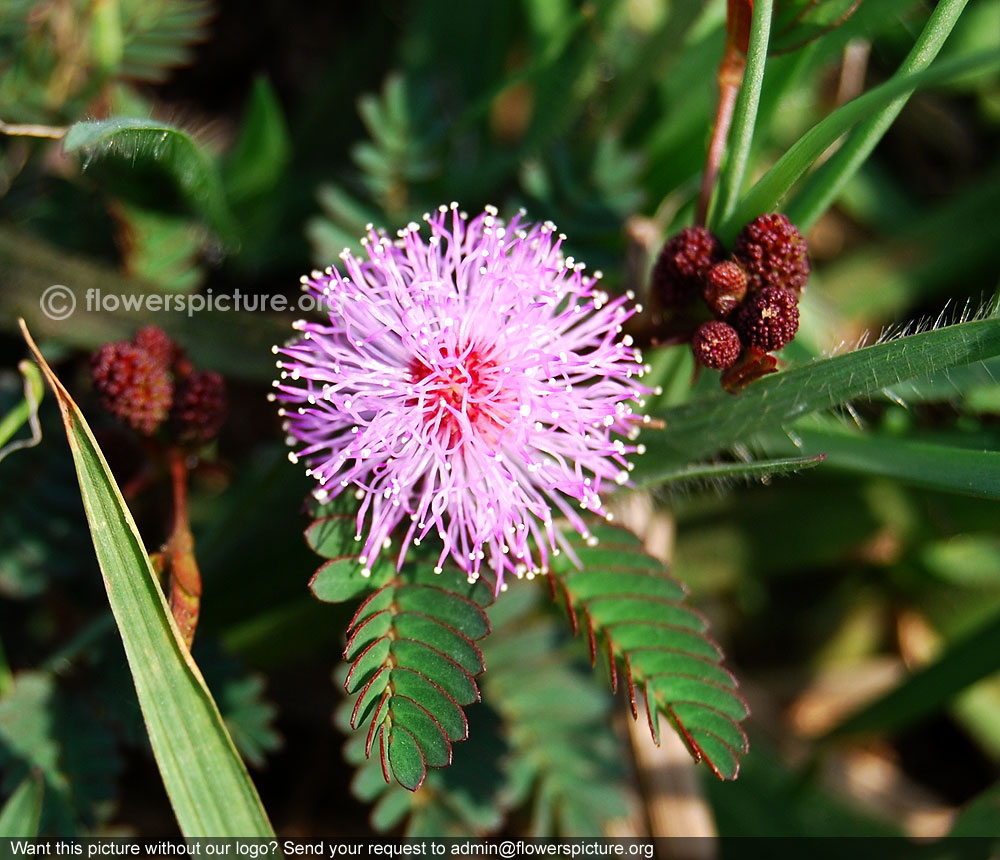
[605,635,618,694]
[582,606,597,666]
[344,610,393,661]
[390,639,478,705]
[378,724,390,785]
[345,637,391,694]
[388,724,427,791]
[389,697,452,768]
[559,570,687,602]
[365,692,390,758]
[310,557,390,603]
[392,612,485,675]
[586,596,708,632]
[632,649,739,689]
[625,654,638,719]
[550,520,749,780]
[394,584,491,639]
[351,666,390,730]
[644,681,662,746]
[339,565,492,791]
[390,669,468,742]
[606,622,723,661]
[348,587,394,630]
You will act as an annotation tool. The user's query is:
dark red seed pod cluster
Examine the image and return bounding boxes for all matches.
[650,227,724,307]
[91,341,173,435]
[650,213,810,388]
[91,326,226,444]
[733,212,810,295]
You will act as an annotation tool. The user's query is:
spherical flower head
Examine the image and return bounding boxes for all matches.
[91,341,173,435]
[172,371,226,445]
[133,325,176,369]
[737,285,800,352]
[651,227,724,308]
[274,204,650,588]
[692,321,742,370]
[703,261,748,318]
[733,213,810,294]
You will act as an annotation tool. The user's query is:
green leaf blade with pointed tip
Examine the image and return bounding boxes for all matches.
[638,318,1000,485]
[19,321,274,838]
[0,773,43,837]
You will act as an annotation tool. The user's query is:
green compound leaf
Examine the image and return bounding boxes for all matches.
[342,565,493,791]
[19,322,274,838]
[119,0,214,84]
[62,117,237,245]
[307,514,395,603]
[550,522,749,780]
[482,582,634,836]
[343,578,635,836]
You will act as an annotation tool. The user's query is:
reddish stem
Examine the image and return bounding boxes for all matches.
[166,447,201,648]
[696,46,746,227]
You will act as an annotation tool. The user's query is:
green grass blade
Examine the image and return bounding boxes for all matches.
[62,117,237,246]
[762,427,1000,500]
[637,318,1000,483]
[0,772,43,837]
[720,49,998,241]
[707,0,774,230]
[824,609,1000,739]
[18,320,275,838]
[634,453,824,488]
[785,0,970,232]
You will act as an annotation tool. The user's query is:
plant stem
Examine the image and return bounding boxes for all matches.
[697,47,744,226]
[0,119,66,139]
[707,0,774,233]
[167,447,201,649]
[722,44,996,242]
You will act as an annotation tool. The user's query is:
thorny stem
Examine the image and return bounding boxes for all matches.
[166,447,201,649]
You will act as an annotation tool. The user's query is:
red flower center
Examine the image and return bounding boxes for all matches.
[409,343,514,449]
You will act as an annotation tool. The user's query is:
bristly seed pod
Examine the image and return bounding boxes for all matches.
[651,226,725,308]
[737,286,800,352]
[733,213,810,294]
[703,260,748,318]
[692,321,742,370]
[133,325,176,369]
[91,341,173,435]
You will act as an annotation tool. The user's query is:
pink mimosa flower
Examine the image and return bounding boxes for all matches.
[273,204,650,589]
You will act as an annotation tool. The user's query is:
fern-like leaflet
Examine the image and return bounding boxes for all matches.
[549,520,750,780]
[307,502,493,790]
